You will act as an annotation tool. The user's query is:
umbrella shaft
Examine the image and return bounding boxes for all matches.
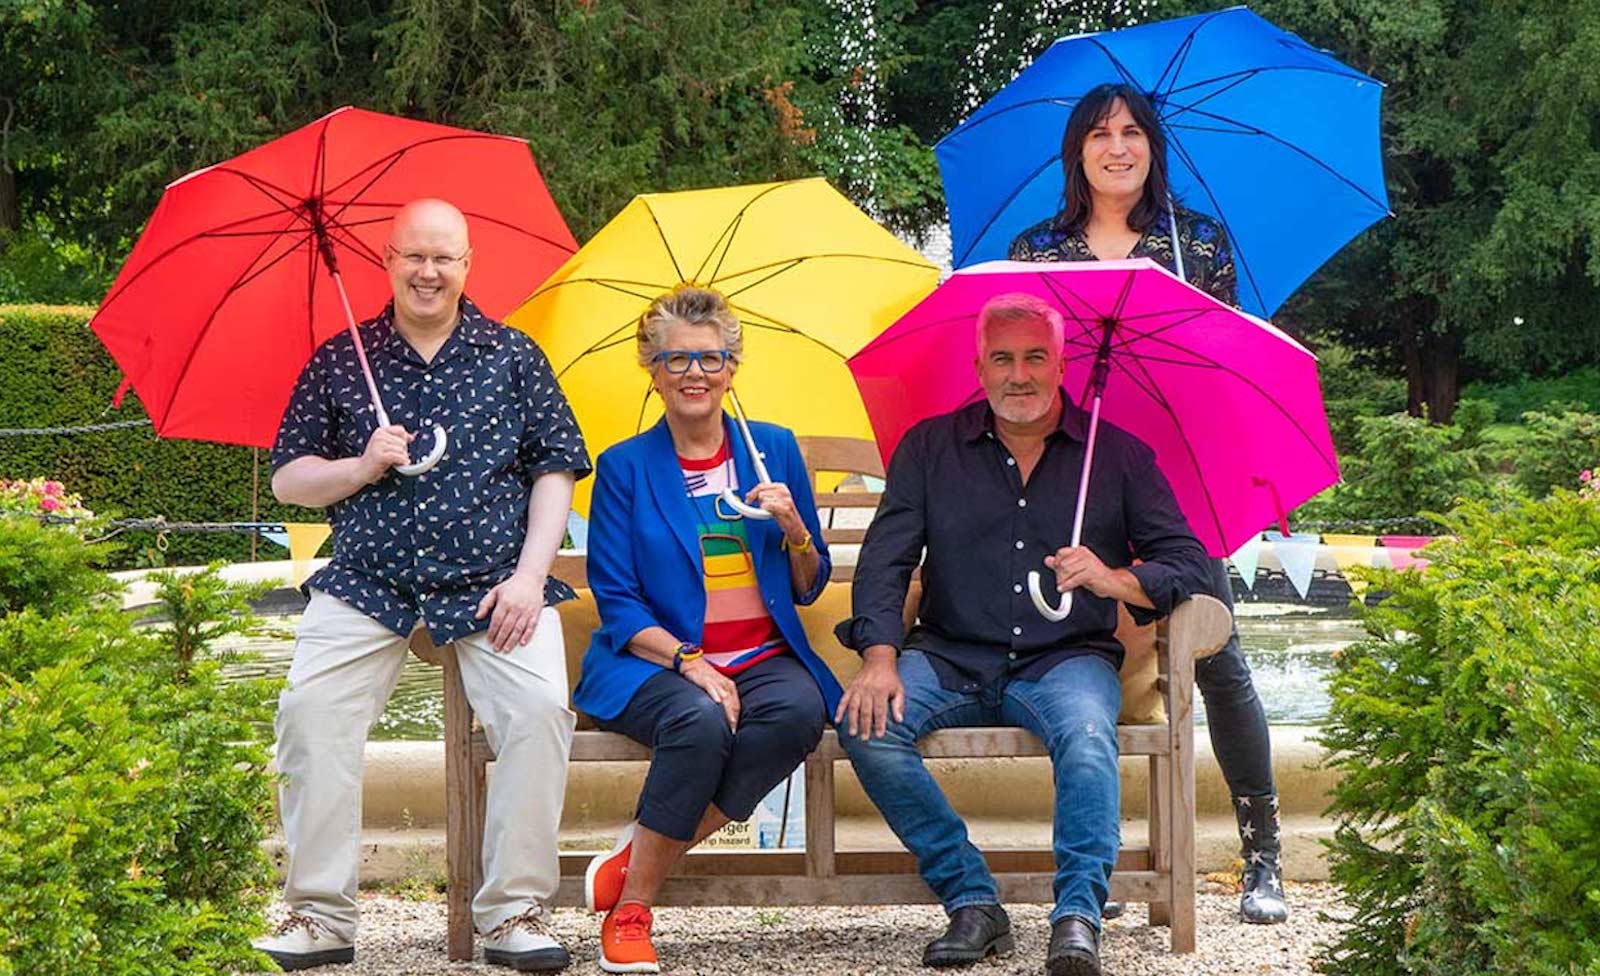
[1068,392,1104,549]
[329,268,392,428]
[727,389,773,484]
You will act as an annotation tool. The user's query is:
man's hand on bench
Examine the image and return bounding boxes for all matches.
[836,645,905,739]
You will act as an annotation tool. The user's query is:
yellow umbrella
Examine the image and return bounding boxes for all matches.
[508,177,939,516]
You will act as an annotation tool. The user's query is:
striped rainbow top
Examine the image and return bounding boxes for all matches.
[680,442,787,674]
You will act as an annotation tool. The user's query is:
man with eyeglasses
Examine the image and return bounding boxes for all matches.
[259,198,590,972]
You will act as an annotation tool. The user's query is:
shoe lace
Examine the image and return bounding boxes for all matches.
[272,912,326,940]
[611,905,653,942]
[490,905,554,941]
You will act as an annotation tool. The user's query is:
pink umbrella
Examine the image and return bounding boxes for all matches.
[847,258,1339,620]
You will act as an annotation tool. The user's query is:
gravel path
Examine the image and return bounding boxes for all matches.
[250,880,1345,975]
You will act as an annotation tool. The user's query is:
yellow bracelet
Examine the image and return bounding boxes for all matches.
[783,532,814,553]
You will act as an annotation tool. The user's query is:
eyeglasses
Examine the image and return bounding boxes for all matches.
[386,246,470,270]
[652,349,733,374]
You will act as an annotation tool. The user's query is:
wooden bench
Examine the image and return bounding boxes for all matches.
[411,436,1232,960]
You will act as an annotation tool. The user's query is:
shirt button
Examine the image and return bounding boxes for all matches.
[1017,498,1027,508]
[1012,626,1022,636]
[1008,651,1018,660]
[1014,540,1024,550]
[1006,457,1016,466]
[1013,583,1023,594]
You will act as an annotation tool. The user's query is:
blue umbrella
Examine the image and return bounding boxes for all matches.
[936,6,1390,317]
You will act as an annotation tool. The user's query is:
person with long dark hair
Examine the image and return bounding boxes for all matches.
[1009,83,1288,926]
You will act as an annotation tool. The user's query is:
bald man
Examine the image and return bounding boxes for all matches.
[257,199,590,972]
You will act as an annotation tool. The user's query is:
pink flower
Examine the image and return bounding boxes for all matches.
[1582,469,1593,484]
[43,481,64,495]
[38,496,61,512]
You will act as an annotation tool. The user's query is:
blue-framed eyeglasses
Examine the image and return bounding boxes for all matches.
[652,349,733,374]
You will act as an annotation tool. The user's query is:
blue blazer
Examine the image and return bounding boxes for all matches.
[572,414,843,722]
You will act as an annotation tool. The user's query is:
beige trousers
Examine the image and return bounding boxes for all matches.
[274,590,575,941]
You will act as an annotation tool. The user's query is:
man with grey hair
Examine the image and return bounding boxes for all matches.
[257,199,590,972]
[835,292,1210,976]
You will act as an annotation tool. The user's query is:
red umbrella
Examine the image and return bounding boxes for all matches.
[92,106,577,467]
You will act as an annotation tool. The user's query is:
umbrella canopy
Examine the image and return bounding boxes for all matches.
[92,106,577,449]
[507,177,939,515]
[937,6,1389,317]
[847,259,1339,558]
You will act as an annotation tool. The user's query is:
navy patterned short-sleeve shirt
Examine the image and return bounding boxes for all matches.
[271,297,592,643]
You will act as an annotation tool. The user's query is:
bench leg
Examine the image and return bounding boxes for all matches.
[804,753,836,879]
[1147,753,1172,928]
[442,649,476,962]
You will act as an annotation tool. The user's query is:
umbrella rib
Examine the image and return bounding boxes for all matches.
[1161,132,1269,313]
[320,133,526,201]
[322,219,387,272]
[638,198,687,283]
[1150,13,1215,95]
[1166,104,1390,213]
[1117,327,1339,474]
[326,200,579,256]
[712,253,935,297]
[1158,72,1260,126]
[1106,349,1230,546]
[699,213,744,285]
[97,207,305,312]
[1161,63,1377,99]
[952,153,1070,268]
[693,180,797,285]
[204,166,304,213]
[725,300,850,362]
[159,226,317,432]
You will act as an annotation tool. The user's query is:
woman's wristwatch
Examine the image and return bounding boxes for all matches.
[671,641,704,673]
[782,530,814,553]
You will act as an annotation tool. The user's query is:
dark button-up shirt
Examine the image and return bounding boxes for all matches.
[271,297,591,643]
[1008,205,1238,306]
[835,397,1210,691]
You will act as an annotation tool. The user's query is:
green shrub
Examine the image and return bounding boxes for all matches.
[1294,411,1495,529]
[0,516,118,616]
[1463,365,1599,419]
[0,524,279,975]
[1313,343,1409,454]
[0,305,303,568]
[1317,493,1600,976]
[1511,405,1600,498]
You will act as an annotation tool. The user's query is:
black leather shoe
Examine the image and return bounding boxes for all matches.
[922,904,1014,967]
[1045,915,1101,976]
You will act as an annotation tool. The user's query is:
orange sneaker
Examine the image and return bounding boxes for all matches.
[599,902,659,974]
[584,822,635,914]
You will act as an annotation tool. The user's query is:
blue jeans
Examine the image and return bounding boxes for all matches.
[839,650,1122,927]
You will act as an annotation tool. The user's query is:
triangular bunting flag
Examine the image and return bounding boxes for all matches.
[260,528,290,551]
[1323,534,1379,597]
[1266,531,1321,600]
[284,522,332,587]
[1380,535,1434,571]
[1228,534,1264,592]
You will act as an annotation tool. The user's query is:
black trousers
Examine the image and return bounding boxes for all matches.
[597,653,825,841]
[1196,557,1275,797]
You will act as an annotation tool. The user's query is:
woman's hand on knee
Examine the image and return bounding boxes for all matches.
[681,658,740,730]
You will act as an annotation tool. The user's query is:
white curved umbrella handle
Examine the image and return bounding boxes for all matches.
[1027,570,1074,622]
[395,423,448,477]
[720,488,773,520]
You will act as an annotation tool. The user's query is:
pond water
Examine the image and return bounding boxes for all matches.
[217,601,1364,739]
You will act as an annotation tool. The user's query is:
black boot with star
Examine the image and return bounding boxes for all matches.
[1234,794,1288,924]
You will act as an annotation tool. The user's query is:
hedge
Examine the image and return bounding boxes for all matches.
[0,305,303,567]
[1317,493,1600,976]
